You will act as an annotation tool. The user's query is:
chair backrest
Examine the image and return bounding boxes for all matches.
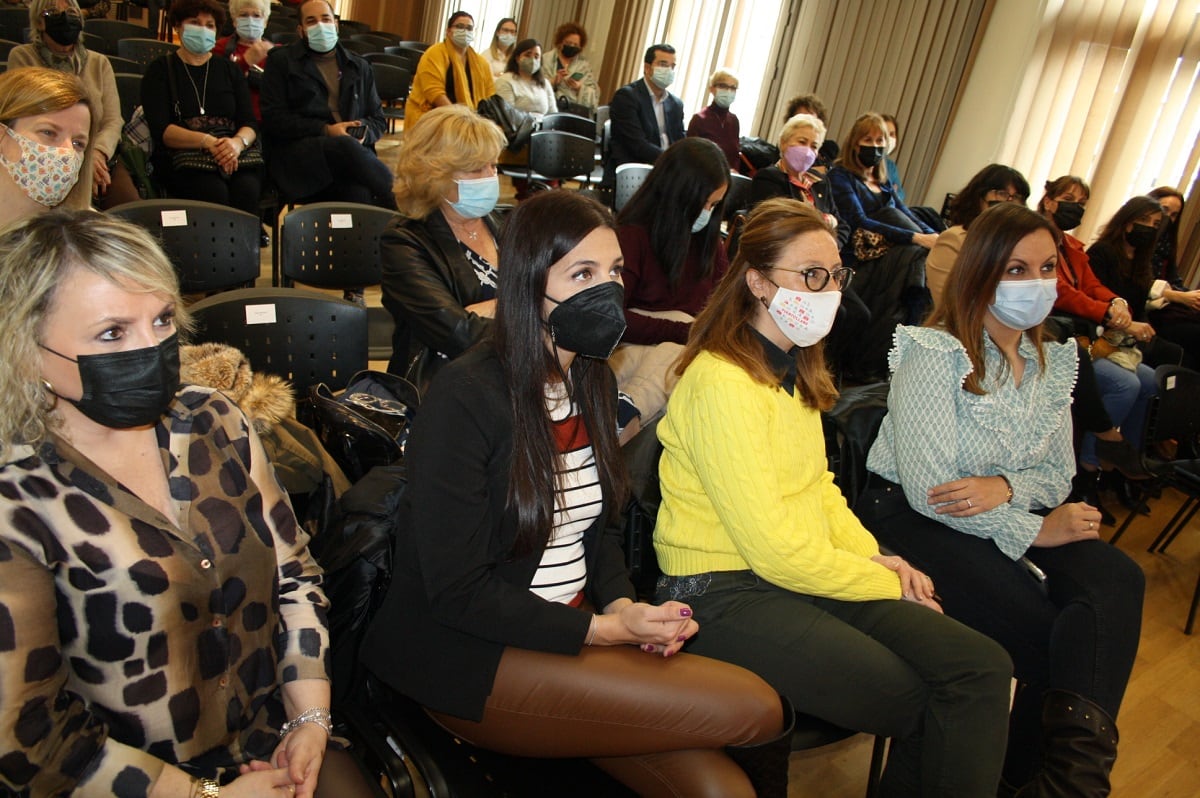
[822,381,891,505]
[540,112,595,139]
[0,8,26,43]
[79,31,106,54]
[614,162,652,211]
[340,38,376,56]
[337,19,372,36]
[107,54,145,75]
[383,45,424,69]
[187,287,368,394]
[724,172,753,221]
[117,37,176,67]
[365,52,409,69]
[528,131,595,181]
[87,19,149,52]
[594,105,610,144]
[1148,365,1200,446]
[370,62,411,103]
[280,202,398,290]
[114,72,142,122]
[109,199,260,294]
[0,37,20,61]
[351,33,397,51]
[267,31,300,45]
[395,40,430,51]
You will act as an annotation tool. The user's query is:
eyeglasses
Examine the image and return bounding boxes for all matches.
[451,24,475,32]
[771,266,854,291]
[987,191,1025,203]
[713,82,738,91]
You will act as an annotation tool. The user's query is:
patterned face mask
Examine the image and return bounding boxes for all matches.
[0,125,83,207]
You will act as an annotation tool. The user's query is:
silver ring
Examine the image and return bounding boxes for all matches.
[965,499,973,509]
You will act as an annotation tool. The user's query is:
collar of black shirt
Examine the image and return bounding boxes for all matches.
[750,326,799,396]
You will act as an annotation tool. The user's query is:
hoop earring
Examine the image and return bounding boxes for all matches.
[41,379,58,410]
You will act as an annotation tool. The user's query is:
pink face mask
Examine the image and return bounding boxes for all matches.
[783,144,817,175]
[0,125,83,207]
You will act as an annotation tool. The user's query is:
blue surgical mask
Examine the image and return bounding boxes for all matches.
[305,21,338,53]
[989,278,1058,331]
[235,16,266,41]
[448,175,499,219]
[691,206,712,233]
[497,33,517,48]
[714,89,736,108]
[452,28,474,48]
[651,65,675,89]
[180,24,216,55]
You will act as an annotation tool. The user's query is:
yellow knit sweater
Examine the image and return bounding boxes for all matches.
[654,351,902,601]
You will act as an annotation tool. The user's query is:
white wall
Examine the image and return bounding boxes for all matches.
[924,0,1047,207]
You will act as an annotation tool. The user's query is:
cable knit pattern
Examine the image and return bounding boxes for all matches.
[867,326,1078,559]
[654,351,901,601]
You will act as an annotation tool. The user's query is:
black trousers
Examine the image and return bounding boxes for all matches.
[165,165,262,218]
[656,570,1012,797]
[297,136,396,208]
[857,480,1144,783]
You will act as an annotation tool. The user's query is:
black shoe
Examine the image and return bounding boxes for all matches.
[259,230,270,248]
[1111,473,1150,515]
[1094,438,1154,479]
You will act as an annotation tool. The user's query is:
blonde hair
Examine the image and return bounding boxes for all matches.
[394,105,505,218]
[0,210,191,459]
[229,0,271,17]
[708,68,738,88]
[778,113,825,150]
[0,67,96,212]
[838,112,888,182]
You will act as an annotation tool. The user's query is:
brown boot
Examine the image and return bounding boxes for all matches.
[1014,690,1118,798]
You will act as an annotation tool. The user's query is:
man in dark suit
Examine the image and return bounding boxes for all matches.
[605,43,685,183]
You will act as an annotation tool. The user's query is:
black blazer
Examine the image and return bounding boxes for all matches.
[361,349,636,721]
[259,40,386,199]
[606,78,685,181]
[379,210,504,385]
[750,166,850,251]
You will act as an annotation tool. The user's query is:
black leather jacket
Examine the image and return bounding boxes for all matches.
[379,209,505,387]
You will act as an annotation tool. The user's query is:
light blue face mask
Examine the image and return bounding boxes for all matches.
[180,23,216,55]
[448,175,499,219]
[651,65,675,89]
[305,21,338,53]
[235,16,266,41]
[989,278,1058,330]
[691,206,712,234]
[714,88,736,108]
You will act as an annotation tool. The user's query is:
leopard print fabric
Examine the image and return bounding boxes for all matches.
[0,387,330,797]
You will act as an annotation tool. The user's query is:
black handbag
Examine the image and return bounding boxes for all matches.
[307,371,419,483]
[165,56,264,172]
[476,94,536,152]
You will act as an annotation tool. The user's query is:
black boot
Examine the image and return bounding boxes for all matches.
[1094,437,1154,479]
[725,695,795,798]
[1014,690,1119,798]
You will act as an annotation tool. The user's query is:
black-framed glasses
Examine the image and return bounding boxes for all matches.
[772,265,854,291]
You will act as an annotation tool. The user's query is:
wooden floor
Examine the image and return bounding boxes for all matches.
[787,487,1200,797]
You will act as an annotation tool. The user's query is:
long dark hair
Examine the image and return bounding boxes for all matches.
[494,192,628,556]
[617,137,729,287]
[1148,185,1184,277]
[1093,195,1164,290]
[948,164,1030,228]
[504,37,549,88]
[927,203,1059,395]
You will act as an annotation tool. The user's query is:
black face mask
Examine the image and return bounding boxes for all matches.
[560,44,581,58]
[43,12,83,47]
[857,145,885,168]
[42,334,181,428]
[1125,223,1158,250]
[1051,200,1085,231]
[545,282,626,359]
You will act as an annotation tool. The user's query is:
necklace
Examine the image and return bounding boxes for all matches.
[181,58,211,115]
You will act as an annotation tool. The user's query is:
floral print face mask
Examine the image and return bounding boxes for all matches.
[0,125,84,207]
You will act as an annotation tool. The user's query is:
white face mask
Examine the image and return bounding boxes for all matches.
[497,33,516,48]
[651,65,675,89]
[885,134,897,155]
[989,278,1058,331]
[691,206,712,233]
[765,285,842,348]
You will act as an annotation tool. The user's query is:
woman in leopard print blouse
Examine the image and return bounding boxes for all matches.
[0,211,369,797]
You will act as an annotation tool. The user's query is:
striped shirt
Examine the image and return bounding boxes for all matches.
[529,383,601,603]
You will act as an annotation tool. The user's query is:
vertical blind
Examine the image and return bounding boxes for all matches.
[998,0,1200,281]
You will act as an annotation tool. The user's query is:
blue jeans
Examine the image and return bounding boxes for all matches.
[1080,358,1156,466]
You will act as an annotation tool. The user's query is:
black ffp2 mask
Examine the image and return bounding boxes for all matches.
[43,12,83,47]
[545,282,627,359]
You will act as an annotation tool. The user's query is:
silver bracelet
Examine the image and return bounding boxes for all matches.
[280,707,333,738]
[585,614,599,646]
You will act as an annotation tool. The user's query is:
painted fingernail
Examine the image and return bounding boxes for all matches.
[677,635,687,642]
[642,644,655,653]
[678,608,692,617]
